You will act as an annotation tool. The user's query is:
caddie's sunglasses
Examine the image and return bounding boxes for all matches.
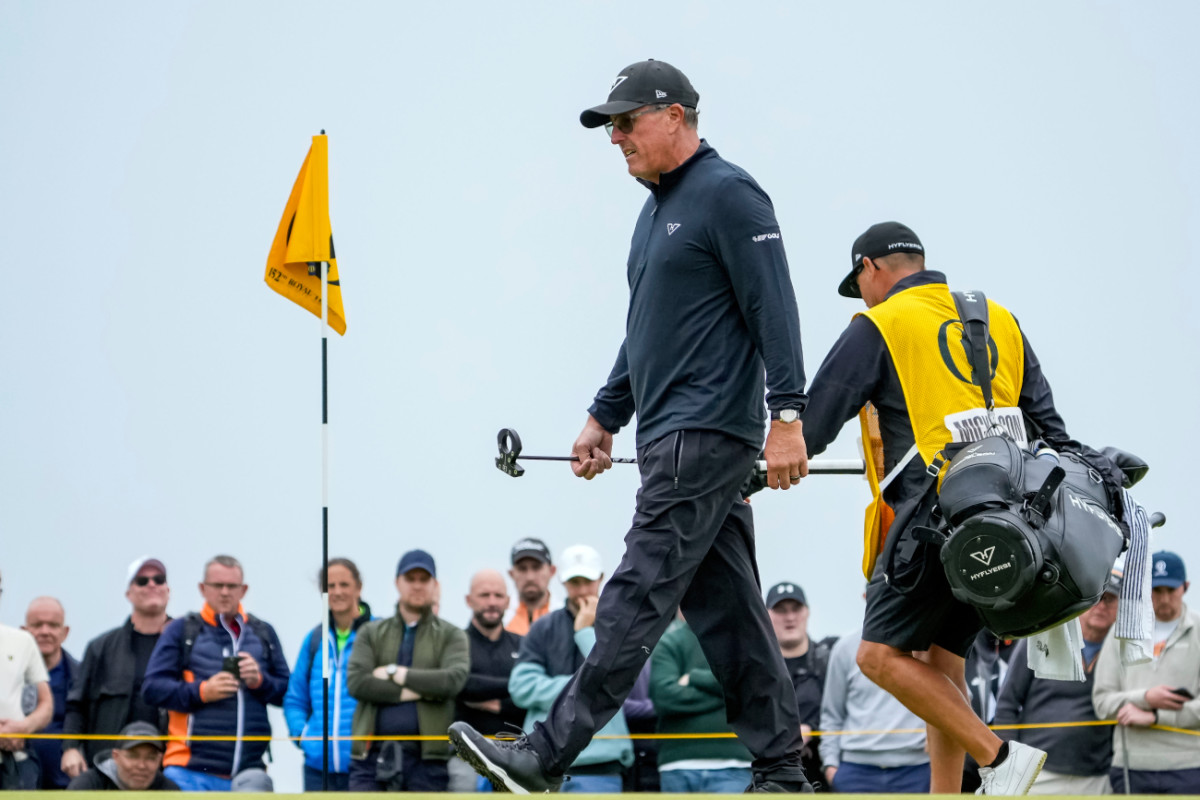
[605,105,668,138]
[133,574,167,587]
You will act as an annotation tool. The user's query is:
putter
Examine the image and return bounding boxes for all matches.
[496,427,865,478]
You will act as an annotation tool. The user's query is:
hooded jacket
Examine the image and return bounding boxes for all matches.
[65,752,180,791]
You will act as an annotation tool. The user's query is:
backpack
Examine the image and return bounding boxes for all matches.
[177,611,278,671]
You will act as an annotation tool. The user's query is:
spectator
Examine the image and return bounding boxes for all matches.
[961,631,1018,791]
[506,538,555,635]
[450,569,523,792]
[20,596,77,788]
[508,545,633,793]
[283,558,373,792]
[142,554,289,792]
[766,581,836,783]
[1094,550,1200,794]
[622,662,659,792]
[819,627,929,793]
[65,722,180,791]
[61,557,172,781]
[994,570,1121,795]
[346,550,468,791]
[0,569,52,790]
[650,615,752,793]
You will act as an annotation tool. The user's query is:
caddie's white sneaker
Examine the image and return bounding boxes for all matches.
[976,741,1048,795]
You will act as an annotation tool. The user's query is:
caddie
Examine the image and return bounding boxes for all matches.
[800,221,1080,795]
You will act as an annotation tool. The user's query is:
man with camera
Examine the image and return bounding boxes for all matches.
[800,222,1076,795]
[142,555,290,791]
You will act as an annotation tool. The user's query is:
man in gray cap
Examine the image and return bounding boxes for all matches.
[65,721,179,791]
[451,59,812,793]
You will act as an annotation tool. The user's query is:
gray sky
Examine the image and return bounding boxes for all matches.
[2,1,1197,791]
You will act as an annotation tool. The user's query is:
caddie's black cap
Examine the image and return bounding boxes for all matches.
[580,60,699,129]
[839,221,925,298]
[765,581,807,609]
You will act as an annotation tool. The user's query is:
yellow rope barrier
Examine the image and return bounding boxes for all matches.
[6,719,1197,742]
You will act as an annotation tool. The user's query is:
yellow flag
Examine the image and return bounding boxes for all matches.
[264,134,346,335]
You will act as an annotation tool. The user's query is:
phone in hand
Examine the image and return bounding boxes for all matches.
[1171,687,1195,700]
[222,655,241,680]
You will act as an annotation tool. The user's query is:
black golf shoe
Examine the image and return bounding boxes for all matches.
[448,721,563,794]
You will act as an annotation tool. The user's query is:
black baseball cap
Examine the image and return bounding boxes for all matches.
[511,537,552,566]
[765,581,807,609]
[580,60,699,129]
[838,221,925,298]
[117,721,164,752]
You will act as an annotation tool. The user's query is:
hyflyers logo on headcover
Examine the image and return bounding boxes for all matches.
[970,546,996,566]
[610,75,628,92]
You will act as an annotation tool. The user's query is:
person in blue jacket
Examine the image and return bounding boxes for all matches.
[141,555,289,792]
[283,558,373,792]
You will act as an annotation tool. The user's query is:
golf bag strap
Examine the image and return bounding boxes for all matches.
[951,290,995,413]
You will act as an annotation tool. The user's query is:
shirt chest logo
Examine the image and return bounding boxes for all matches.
[667,223,681,236]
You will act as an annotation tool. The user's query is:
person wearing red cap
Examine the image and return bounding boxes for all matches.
[61,557,172,781]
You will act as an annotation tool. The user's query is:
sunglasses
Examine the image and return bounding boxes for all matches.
[133,574,167,587]
[605,105,668,138]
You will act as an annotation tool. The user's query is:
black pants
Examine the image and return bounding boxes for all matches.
[347,743,449,792]
[527,430,805,780]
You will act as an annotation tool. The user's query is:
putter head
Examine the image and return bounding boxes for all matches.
[496,428,525,478]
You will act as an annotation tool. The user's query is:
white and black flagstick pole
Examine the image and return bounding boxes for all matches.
[314,257,331,792]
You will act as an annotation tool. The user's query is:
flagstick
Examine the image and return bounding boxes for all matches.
[317,259,331,792]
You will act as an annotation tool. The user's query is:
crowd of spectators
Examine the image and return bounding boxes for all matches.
[0,546,1195,793]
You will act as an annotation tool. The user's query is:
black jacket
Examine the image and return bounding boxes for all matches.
[455,624,524,736]
[65,756,180,791]
[64,618,169,760]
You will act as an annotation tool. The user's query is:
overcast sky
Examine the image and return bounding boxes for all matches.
[2,1,1196,792]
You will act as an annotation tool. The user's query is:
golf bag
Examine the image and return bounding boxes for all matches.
[929,291,1129,638]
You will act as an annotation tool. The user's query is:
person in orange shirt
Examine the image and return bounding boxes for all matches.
[505,539,556,636]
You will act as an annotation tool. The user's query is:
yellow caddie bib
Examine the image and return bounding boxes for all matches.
[856,283,1026,578]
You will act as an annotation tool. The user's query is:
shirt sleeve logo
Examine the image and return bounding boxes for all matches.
[751,232,780,243]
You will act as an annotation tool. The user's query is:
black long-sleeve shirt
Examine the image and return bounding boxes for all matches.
[802,271,1068,507]
[588,141,807,449]
[454,625,523,736]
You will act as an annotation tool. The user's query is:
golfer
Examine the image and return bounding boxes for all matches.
[451,59,812,793]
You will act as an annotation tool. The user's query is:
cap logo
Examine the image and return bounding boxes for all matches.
[887,241,923,251]
[780,583,795,593]
[610,75,628,92]
[1155,560,1168,576]
[655,89,667,99]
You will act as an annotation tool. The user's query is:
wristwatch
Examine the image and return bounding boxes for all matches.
[385,664,398,678]
[771,408,801,423]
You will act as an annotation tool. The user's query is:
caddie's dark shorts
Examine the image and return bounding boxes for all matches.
[861,524,982,658]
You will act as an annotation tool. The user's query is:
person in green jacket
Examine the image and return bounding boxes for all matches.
[345,550,468,791]
[651,616,753,793]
